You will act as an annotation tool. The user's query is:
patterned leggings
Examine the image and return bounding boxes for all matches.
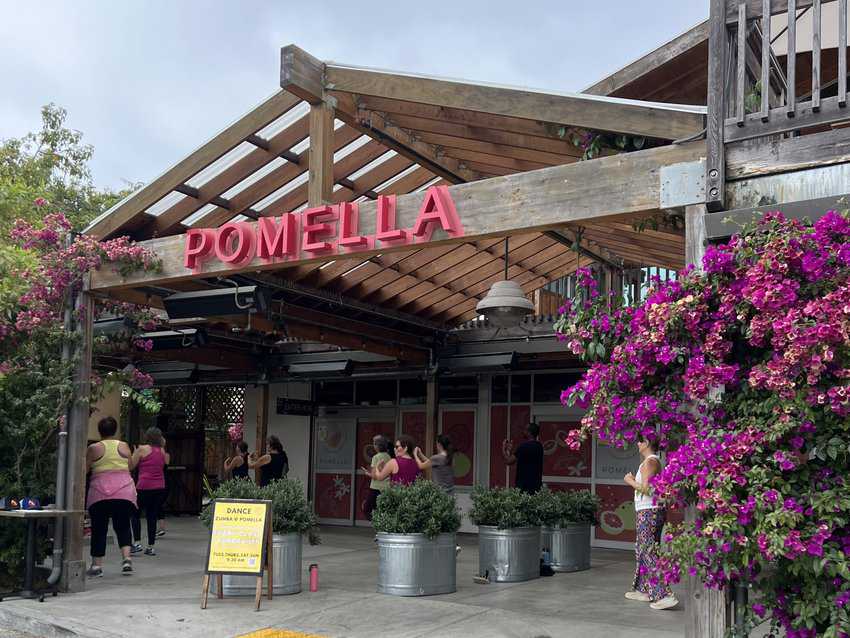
[632,508,673,602]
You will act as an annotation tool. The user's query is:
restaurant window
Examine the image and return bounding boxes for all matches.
[399,377,427,405]
[491,375,509,403]
[314,380,354,405]
[510,374,532,403]
[355,379,397,406]
[438,376,478,404]
[533,372,583,403]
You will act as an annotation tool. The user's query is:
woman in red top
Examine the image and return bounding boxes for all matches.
[130,427,170,555]
[362,435,420,486]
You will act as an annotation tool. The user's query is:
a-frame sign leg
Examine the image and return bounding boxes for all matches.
[201,574,210,610]
[267,524,274,601]
[217,574,224,599]
[254,576,263,611]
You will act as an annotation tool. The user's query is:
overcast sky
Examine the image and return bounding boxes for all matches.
[0,1,706,192]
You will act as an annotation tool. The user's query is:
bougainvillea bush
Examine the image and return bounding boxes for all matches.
[0,208,160,586]
[556,211,850,637]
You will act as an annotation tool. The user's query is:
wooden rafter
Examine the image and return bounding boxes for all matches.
[86,91,300,239]
[189,126,361,229]
[142,114,311,239]
[281,45,481,184]
[324,62,706,140]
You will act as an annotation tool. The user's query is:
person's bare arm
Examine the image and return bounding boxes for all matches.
[625,458,660,494]
[85,442,103,473]
[362,458,396,481]
[124,443,138,471]
[502,439,517,465]
[249,453,270,469]
[413,447,431,470]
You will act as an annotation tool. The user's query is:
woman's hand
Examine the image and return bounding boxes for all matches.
[624,472,635,487]
[502,439,512,453]
[361,466,373,477]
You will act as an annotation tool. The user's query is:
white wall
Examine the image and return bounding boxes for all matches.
[244,382,312,497]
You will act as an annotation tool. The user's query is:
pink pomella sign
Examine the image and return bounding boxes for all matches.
[183,186,464,270]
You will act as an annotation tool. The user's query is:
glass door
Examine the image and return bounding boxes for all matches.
[313,418,356,524]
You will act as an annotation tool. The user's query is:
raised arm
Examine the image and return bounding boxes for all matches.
[413,447,431,470]
[502,439,517,466]
[248,453,270,469]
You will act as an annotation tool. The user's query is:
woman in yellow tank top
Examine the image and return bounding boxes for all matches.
[85,416,138,577]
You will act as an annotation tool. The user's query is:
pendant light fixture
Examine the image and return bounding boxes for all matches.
[475,237,534,327]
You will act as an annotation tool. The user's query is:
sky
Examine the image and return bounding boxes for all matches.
[0,1,707,192]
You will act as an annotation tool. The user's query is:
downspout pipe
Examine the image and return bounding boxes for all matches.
[47,251,75,585]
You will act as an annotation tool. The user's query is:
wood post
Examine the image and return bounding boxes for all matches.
[308,101,335,206]
[684,204,728,638]
[706,0,728,211]
[425,376,438,457]
[255,384,269,485]
[62,288,94,592]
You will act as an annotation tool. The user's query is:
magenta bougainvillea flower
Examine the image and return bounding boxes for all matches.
[555,211,850,637]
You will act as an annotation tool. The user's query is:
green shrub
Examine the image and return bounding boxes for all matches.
[533,487,600,527]
[469,486,537,529]
[372,479,461,539]
[200,478,319,543]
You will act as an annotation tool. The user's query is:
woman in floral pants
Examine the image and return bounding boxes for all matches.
[623,436,678,610]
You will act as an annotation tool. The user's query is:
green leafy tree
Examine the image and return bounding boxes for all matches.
[0,103,134,240]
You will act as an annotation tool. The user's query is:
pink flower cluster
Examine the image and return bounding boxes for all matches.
[557,211,850,636]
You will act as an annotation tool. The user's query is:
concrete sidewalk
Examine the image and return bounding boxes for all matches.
[0,518,686,638]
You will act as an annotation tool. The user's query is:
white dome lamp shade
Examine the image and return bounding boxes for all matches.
[475,237,534,328]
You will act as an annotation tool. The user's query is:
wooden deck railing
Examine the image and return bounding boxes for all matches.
[707,0,849,208]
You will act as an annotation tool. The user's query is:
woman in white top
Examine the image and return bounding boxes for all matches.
[623,435,678,611]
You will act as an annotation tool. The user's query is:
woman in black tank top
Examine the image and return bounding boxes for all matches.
[224,442,250,480]
[249,436,289,486]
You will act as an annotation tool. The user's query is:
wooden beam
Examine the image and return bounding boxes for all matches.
[308,102,335,205]
[353,96,584,156]
[143,115,311,239]
[141,347,259,371]
[89,140,706,292]
[281,45,479,184]
[325,64,706,140]
[86,91,300,239]
[726,127,850,179]
[584,21,710,97]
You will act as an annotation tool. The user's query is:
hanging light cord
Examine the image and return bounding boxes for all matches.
[504,237,509,280]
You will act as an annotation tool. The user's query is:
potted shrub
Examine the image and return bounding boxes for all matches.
[534,488,600,572]
[469,486,540,583]
[372,479,461,596]
[201,478,318,596]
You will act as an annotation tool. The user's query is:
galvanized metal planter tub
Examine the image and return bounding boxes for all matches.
[376,532,457,596]
[210,532,302,596]
[478,526,540,583]
[549,523,591,572]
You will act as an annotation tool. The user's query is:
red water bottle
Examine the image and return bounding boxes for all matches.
[309,563,318,592]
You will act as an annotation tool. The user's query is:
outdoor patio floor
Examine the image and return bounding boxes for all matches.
[0,517,687,638]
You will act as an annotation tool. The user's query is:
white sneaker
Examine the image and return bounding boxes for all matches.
[625,591,651,602]
[650,595,678,610]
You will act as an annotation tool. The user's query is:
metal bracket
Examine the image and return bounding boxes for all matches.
[660,159,707,209]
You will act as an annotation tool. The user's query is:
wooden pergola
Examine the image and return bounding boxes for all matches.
[84,46,708,370]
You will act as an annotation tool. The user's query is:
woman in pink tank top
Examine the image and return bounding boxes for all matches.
[130,427,170,555]
[362,434,421,487]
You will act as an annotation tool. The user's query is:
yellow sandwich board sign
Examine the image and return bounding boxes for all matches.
[201,498,273,611]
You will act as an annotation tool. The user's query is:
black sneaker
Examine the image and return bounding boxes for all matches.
[86,565,103,578]
[155,529,166,538]
[144,547,156,556]
[121,559,133,574]
[130,543,143,554]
